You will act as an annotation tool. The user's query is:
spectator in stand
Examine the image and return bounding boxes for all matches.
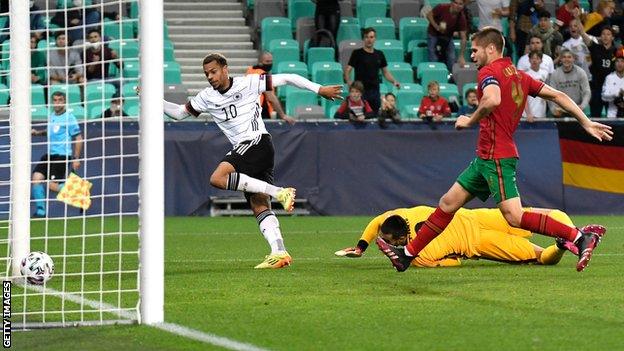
[527,10,563,58]
[344,28,401,116]
[103,98,128,118]
[377,92,401,128]
[601,47,624,118]
[458,87,478,116]
[312,0,340,45]
[509,0,545,57]
[476,0,510,32]
[547,49,590,117]
[51,0,102,45]
[48,33,85,85]
[522,51,549,122]
[30,35,46,85]
[84,29,120,82]
[562,19,591,79]
[425,0,468,69]
[334,81,375,122]
[246,52,295,124]
[556,0,581,39]
[583,0,615,37]
[517,35,555,73]
[419,80,451,122]
[582,25,617,117]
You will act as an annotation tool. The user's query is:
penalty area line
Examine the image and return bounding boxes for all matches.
[22,285,271,351]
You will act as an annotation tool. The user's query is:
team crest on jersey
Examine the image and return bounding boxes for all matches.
[233,92,242,100]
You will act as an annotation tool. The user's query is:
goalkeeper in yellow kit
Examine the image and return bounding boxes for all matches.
[335,206,603,267]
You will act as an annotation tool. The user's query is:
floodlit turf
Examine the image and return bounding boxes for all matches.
[11,215,624,350]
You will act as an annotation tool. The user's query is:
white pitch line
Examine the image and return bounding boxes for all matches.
[21,285,271,351]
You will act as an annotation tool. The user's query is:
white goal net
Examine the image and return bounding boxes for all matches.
[1,0,164,328]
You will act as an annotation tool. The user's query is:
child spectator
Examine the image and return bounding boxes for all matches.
[378,93,401,128]
[419,80,451,122]
[522,51,549,122]
[458,88,478,116]
[334,81,375,122]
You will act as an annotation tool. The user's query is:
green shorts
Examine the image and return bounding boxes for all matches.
[456,157,520,203]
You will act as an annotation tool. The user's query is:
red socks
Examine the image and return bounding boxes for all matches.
[406,207,455,256]
[520,211,579,242]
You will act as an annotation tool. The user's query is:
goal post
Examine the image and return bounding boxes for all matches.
[4,0,164,328]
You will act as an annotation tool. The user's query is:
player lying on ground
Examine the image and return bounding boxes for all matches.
[162,53,342,269]
[376,27,612,273]
[336,206,606,268]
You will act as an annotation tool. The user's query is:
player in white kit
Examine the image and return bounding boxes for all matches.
[163,53,343,269]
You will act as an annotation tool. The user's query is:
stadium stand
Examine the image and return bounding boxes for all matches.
[374,39,404,62]
[269,39,300,68]
[336,17,361,43]
[261,17,292,50]
[390,0,423,24]
[417,62,449,87]
[363,17,396,40]
[356,0,388,26]
[288,0,316,31]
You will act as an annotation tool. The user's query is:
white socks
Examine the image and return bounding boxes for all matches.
[257,210,286,254]
[227,172,282,197]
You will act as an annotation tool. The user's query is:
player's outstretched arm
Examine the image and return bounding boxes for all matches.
[538,84,614,142]
[272,73,343,101]
[163,100,192,121]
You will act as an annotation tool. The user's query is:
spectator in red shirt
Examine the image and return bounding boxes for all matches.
[425,0,469,70]
[556,0,581,39]
[334,81,374,122]
[418,81,451,122]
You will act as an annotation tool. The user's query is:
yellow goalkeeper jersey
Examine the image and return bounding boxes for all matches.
[360,206,538,268]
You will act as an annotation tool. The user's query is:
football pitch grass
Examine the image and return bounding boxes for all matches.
[12,215,624,350]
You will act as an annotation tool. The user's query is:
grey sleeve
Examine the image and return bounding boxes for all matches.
[579,69,591,109]
[546,72,558,113]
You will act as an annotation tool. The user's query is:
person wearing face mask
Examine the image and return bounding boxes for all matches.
[84,29,120,82]
[246,52,295,124]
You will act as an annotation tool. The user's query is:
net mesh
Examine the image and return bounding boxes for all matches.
[2,0,143,328]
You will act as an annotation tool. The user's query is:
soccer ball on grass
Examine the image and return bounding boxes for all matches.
[20,251,55,285]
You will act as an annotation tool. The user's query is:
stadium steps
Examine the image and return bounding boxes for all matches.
[164,0,257,95]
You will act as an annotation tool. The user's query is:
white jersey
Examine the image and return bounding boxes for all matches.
[189,74,269,146]
[517,54,555,74]
[522,67,549,118]
[601,71,624,118]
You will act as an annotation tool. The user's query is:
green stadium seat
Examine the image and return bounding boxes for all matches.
[261,17,293,50]
[306,47,335,67]
[122,80,140,98]
[103,19,135,40]
[125,103,140,117]
[396,83,424,116]
[438,83,459,103]
[1,40,9,70]
[384,62,413,85]
[374,39,404,62]
[426,0,448,8]
[0,83,8,105]
[85,82,116,103]
[288,0,316,31]
[276,61,309,77]
[268,39,300,68]
[49,84,82,105]
[402,104,420,119]
[410,45,429,68]
[87,103,109,119]
[356,0,387,26]
[311,61,343,85]
[164,40,175,61]
[337,17,361,43]
[31,84,46,106]
[123,59,140,78]
[130,0,139,19]
[108,39,139,59]
[164,61,182,84]
[327,104,341,119]
[66,104,85,120]
[31,106,49,120]
[364,17,396,40]
[322,98,342,118]
[400,17,428,51]
[285,87,318,115]
[417,62,449,86]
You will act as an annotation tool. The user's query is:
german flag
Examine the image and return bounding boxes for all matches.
[557,123,624,194]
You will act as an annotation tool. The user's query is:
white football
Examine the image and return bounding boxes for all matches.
[20,251,55,285]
